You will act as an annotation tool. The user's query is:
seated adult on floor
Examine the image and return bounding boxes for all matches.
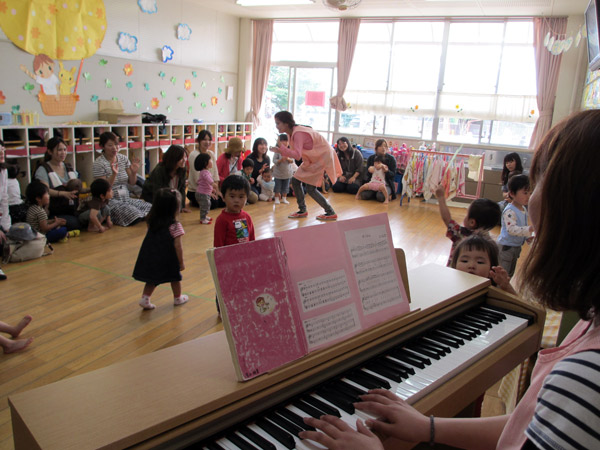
[246,137,271,196]
[92,131,152,226]
[187,129,220,208]
[361,138,396,203]
[332,136,363,195]
[142,144,189,212]
[33,136,80,230]
[216,137,244,185]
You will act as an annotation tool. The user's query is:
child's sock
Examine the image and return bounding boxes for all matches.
[174,294,189,306]
[139,295,156,310]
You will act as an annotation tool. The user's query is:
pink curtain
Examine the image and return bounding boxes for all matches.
[330,18,361,111]
[529,17,567,149]
[247,20,273,128]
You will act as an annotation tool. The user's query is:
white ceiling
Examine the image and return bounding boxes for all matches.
[193,0,589,19]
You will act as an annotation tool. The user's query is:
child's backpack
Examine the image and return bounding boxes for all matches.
[2,223,53,263]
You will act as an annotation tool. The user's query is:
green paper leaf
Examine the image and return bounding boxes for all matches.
[170,76,177,85]
[193,92,199,99]
[144,83,150,91]
[12,105,20,113]
[159,71,166,79]
[201,102,206,108]
[187,106,193,114]
[160,90,166,98]
[24,82,35,92]
[134,101,142,109]
[192,71,197,78]
[167,105,172,113]
[220,107,224,113]
[220,76,225,83]
[83,72,91,81]
[218,87,222,94]
[112,97,119,101]
[99,59,108,66]
[177,96,183,102]
[126,81,133,89]
[201,81,206,88]
[90,95,99,102]
[105,79,112,88]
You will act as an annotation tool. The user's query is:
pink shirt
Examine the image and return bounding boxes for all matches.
[196,169,214,195]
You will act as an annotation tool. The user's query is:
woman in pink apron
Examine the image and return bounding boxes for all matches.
[298,110,600,449]
[271,111,341,221]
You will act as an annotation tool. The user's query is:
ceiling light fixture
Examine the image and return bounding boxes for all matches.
[322,0,362,11]
[236,0,315,6]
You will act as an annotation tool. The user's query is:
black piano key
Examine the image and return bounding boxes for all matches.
[330,379,367,399]
[315,388,356,414]
[421,337,451,354]
[376,356,412,376]
[238,426,277,450]
[256,418,295,450]
[440,325,474,340]
[303,395,341,417]
[467,311,501,324]
[293,399,327,419]
[451,319,484,334]
[416,339,449,355]
[266,412,304,437]
[430,330,464,347]
[477,306,507,321]
[365,361,406,382]
[276,407,315,431]
[445,322,479,338]
[347,369,391,390]
[405,343,441,360]
[205,442,226,450]
[456,316,491,330]
[226,432,260,450]
[390,349,429,368]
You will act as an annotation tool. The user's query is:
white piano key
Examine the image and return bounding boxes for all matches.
[248,423,290,450]
[309,393,358,430]
[214,437,239,450]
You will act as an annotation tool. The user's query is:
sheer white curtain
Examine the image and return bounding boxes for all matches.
[529,17,567,149]
[330,18,360,111]
[247,20,273,128]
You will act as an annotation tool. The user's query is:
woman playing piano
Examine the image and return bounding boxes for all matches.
[301,109,600,450]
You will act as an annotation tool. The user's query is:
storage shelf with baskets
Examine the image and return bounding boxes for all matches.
[1,122,253,194]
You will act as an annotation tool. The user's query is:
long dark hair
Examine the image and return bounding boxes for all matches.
[274,111,296,129]
[161,145,187,177]
[146,188,180,233]
[336,137,352,159]
[501,152,523,185]
[520,110,600,321]
[0,139,5,169]
[251,138,268,159]
[44,137,67,162]
[196,129,213,148]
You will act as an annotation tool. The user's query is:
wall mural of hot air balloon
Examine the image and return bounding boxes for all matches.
[0,0,107,116]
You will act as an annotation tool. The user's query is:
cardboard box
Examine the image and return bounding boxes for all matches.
[98,99,141,124]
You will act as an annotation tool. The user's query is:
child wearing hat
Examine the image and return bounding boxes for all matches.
[216,137,244,186]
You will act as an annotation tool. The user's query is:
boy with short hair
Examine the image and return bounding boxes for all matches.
[497,174,533,277]
[78,178,113,233]
[240,159,258,204]
[213,175,255,316]
[435,183,501,266]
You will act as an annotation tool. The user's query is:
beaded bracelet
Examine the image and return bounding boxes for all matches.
[430,415,435,447]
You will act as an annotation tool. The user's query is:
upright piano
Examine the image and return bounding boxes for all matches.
[9,264,544,449]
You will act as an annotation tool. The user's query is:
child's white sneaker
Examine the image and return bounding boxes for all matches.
[174,294,189,306]
[282,198,290,204]
[274,197,280,205]
[139,295,156,310]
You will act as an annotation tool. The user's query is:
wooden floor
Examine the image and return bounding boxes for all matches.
[0,192,511,449]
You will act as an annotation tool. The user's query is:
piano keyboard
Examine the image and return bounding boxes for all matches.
[199,304,532,450]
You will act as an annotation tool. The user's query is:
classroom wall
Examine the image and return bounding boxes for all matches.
[0,0,240,124]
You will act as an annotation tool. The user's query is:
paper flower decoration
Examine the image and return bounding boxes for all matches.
[455,104,463,113]
[118,32,138,53]
[177,23,192,40]
[83,72,91,81]
[138,0,157,14]
[410,105,419,112]
[160,90,166,98]
[151,97,160,109]
[135,101,142,109]
[90,95,99,102]
[528,109,537,118]
[123,63,134,76]
[105,79,112,88]
[99,59,108,66]
[0,91,5,105]
[211,96,218,106]
[170,76,177,85]
[126,81,133,89]
[159,71,165,79]
[184,80,191,90]
[162,45,174,63]
[144,83,150,91]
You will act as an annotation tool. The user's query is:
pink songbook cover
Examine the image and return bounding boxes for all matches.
[207,213,410,381]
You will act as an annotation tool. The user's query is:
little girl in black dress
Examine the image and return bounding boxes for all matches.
[133,188,188,309]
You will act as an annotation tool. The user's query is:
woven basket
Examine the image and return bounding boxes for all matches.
[38,94,79,116]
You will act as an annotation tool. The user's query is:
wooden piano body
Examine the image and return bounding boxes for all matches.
[9,264,545,450]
